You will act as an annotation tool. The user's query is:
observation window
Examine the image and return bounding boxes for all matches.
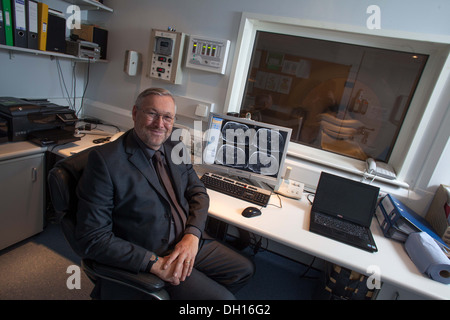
[240,31,428,162]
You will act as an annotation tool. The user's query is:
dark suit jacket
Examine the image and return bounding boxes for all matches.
[75,129,209,274]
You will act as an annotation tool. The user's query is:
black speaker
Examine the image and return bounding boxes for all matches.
[46,12,66,53]
[0,118,8,143]
[93,27,108,60]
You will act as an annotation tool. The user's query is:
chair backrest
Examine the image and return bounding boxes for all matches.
[47,148,93,257]
[47,147,169,300]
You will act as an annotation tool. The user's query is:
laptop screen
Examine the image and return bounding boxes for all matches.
[312,172,380,227]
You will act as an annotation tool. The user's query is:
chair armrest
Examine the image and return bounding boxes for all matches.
[82,259,166,293]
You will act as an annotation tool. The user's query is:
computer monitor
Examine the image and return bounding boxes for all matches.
[202,113,292,188]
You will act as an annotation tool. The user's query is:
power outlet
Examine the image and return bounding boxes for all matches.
[195,104,209,117]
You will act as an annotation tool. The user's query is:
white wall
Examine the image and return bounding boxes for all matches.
[83,0,450,111]
[0,0,88,109]
[82,0,449,212]
[1,0,449,213]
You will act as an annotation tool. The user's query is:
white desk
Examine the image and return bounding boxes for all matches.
[205,188,450,300]
[50,136,450,300]
[50,126,117,158]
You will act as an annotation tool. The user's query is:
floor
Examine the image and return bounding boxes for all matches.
[0,223,323,300]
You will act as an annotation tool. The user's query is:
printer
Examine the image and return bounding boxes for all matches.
[0,97,78,144]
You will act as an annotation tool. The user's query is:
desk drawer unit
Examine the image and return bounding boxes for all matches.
[0,152,44,250]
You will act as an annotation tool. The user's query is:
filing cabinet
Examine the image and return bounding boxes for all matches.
[0,142,45,250]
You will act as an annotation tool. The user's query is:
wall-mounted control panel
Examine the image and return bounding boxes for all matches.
[185,35,230,74]
[148,29,186,84]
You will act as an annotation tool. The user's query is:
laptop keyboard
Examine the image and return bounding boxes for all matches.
[314,212,369,240]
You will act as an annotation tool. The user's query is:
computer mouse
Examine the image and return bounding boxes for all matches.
[242,206,262,218]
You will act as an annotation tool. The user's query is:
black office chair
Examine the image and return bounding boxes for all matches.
[47,148,169,300]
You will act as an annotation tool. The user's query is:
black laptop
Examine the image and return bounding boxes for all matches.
[309,172,379,252]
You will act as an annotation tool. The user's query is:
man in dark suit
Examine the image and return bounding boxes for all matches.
[75,88,254,299]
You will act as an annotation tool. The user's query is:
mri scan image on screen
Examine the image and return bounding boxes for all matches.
[203,113,292,187]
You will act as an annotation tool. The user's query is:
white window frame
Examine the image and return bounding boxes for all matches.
[224,12,450,188]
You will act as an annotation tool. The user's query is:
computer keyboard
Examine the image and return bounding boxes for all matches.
[314,212,369,240]
[200,172,271,207]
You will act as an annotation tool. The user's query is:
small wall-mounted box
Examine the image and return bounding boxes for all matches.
[195,104,209,118]
[185,35,230,75]
[124,50,140,76]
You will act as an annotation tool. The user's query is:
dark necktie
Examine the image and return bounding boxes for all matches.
[153,150,186,238]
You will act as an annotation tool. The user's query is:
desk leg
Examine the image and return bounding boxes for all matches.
[205,217,252,250]
[205,217,229,241]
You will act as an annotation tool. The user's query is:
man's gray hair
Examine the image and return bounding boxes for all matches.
[135,88,176,110]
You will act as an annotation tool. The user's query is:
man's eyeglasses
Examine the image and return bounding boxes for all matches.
[142,110,176,124]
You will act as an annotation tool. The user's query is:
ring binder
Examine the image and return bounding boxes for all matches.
[2,0,14,46]
[11,0,28,48]
[26,0,38,49]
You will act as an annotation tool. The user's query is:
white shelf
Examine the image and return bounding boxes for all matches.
[0,44,107,63]
[61,0,113,12]
[1,0,113,62]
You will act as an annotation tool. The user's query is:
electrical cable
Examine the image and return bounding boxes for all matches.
[78,59,91,116]
[55,57,74,110]
[306,192,315,205]
[298,256,318,279]
[72,61,76,111]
